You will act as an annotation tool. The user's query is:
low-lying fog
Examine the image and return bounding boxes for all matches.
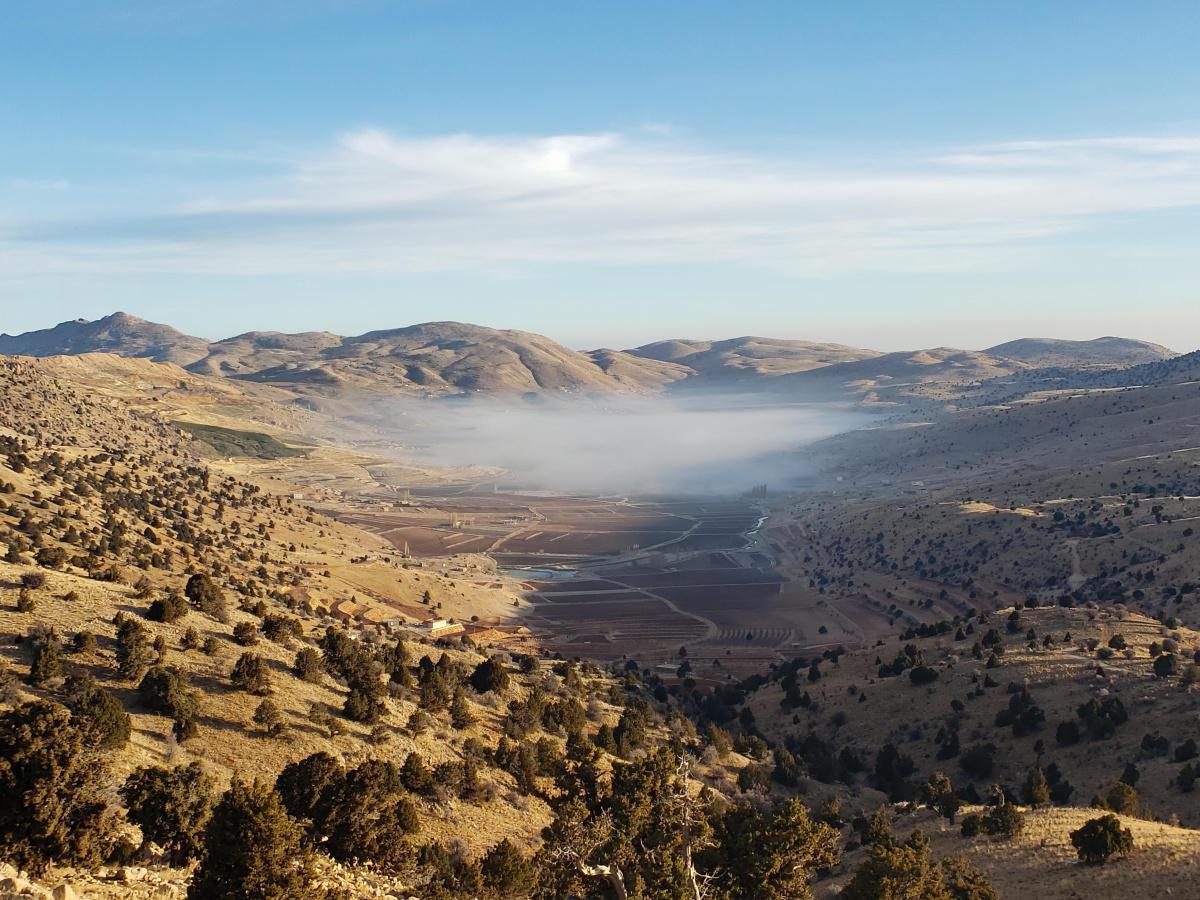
[367,394,870,496]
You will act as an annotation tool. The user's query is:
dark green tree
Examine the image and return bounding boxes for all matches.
[185,574,229,623]
[254,699,284,736]
[0,701,116,875]
[980,803,1024,838]
[138,666,201,740]
[1103,782,1139,816]
[233,621,260,647]
[470,657,510,694]
[28,629,64,686]
[309,759,419,869]
[1022,765,1050,807]
[1153,653,1178,679]
[708,798,840,899]
[276,753,417,869]
[941,855,1000,899]
[275,752,342,830]
[187,779,314,900]
[294,647,322,683]
[231,652,272,696]
[451,686,476,728]
[1070,814,1134,865]
[16,586,35,613]
[121,762,216,864]
[480,838,537,898]
[344,681,386,724]
[72,683,131,750]
[920,772,962,821]
[116,616,155,682]
[841,832,950,900]
[149,591,188,624]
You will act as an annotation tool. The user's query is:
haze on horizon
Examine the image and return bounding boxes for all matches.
[2,2,1199,350]
[365,393,870,496]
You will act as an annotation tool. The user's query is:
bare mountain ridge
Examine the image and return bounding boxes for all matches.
[774,338,1179,404]
[628,335,881,378]
[983,336,1175,368]
[200,324,871,393]
[0,316,689,395]
[0,311,211,366]
[202,321,693,394]
[186,329,345,377]
[771,346,1023,403]
[0,312,1178,398]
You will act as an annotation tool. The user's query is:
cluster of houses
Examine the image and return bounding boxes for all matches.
[330,597,466,638]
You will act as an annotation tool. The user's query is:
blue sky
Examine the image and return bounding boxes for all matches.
[3,1,1199,350]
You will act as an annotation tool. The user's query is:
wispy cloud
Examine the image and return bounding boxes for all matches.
[4,129,1200,277]
[9,178,71,192]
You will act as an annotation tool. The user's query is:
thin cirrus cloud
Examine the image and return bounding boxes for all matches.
[3,129,1200,277]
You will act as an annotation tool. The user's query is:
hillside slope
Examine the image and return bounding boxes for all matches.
[1090,347,1200,388]
[822,805,1200,900]
[810,373,1200,488]
[742,606,1200,827]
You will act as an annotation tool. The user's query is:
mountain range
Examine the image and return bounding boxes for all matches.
[0,311,1180,400]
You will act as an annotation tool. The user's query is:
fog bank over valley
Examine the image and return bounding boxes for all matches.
[365,394,870,495]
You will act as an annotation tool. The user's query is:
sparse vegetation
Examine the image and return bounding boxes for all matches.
[1070,814,1135,865]
[2,338,1200,899]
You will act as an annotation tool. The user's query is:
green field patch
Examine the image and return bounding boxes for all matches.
[174,422,307,459]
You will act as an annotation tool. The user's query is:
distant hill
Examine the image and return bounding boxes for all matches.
[583,347,694,390]
[984,336,1175,368]
[1090,347,1200,387]
[771,347,1021,403]
[189,321,693,396]
[628,336,879,381]
[0,315,691,397]
[958,346,1200,407]
[186,330,344,377]
[0,311,210,365]
[0,312,1182,401]
[771,339,1182,405]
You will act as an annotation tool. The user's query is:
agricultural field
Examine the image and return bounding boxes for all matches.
[324,490,836,670]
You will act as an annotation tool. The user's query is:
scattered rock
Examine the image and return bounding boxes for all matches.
[0,876,33,894]
[140,842,167,865]
[118,866,148,884]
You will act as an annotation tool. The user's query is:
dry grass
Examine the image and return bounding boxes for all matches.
[750,606,1200,828]
[820,805,1200,899]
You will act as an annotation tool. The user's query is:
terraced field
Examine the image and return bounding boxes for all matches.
[329,489,824,671]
